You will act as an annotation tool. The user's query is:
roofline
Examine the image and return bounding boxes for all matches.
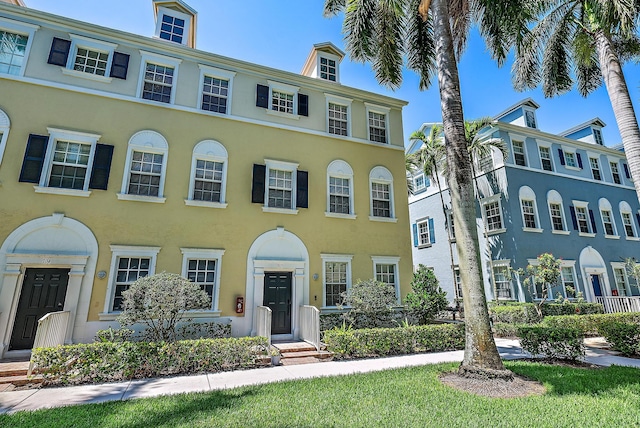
[494,97,541,120]
[0,3,407,108]
[558,117,606,137]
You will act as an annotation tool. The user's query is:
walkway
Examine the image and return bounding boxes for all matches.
[1,338,639,414]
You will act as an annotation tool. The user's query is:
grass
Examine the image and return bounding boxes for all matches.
[2,362,639,427]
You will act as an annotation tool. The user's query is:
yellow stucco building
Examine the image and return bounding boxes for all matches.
[0,0,411,357]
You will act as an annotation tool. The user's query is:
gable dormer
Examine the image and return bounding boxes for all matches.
[560,118,606,146]
[301,42,345,83]
[494,98,540,129]
[152,0,197,48]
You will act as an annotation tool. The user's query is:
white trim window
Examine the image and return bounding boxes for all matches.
[481,194,505,234]
[547,190,568,233]
[265,159,298,212]
[319,53,339,82]
[538,145,553,171]
[62,34,116,82]
[0,18,38,77]
[612,264,631,297]
[589,156,602,181]
[492,261,513,300]
[564,150,578,168]
[560,265,577,298]
[326,160,355,218]
[570,201,594,236]
[599,198,618,237]
[137,51,181,104]
[512,140,526,166]
[593,128,604,145]
[326,94,352,136]
[185,140,228,208]
[415,218,433,247]
[369,166,395,221]
[181,248,225,313]
[372,256,401,303]
[321,254,353,307]
[154,7,191,46]
[105,245,160,313]
[524,109,537,128]
[268,80,300,118]
[198,65,235,115]
[0,108,9,166]
[519,186,541,232]
[610,161,622,184]
[118,130,168,203]
[365,103,390,144]
[620,201,638,239]
[413,173,429,192]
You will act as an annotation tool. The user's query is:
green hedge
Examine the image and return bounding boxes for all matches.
[598,321,640,357]
[517,325,585,361]
[31,336,269,386]
[490,302,604,325]
[320,310,414,331]
[324,323,464,359]
[541,303,604,316]
[542,313,640,336]
[493,322,526,338]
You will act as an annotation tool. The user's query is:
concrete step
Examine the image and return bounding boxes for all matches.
[0,374,43,387]
[281,350,332,360]
[273,342,317,353]
[281,356,323,366]
[0,360,30,378]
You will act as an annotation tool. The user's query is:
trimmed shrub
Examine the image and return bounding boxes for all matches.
[95,327,134,343]
[405,265,448,324]
[31,336,268,386]
[491,304,540,324]
[541,303,604,316]
[599,321,640,356]
[176,322,232,340]
[493,322,525,338]
[517,325,584,360]
[320,310,415,331]
[542,313,640,336]
[324,323,464,359]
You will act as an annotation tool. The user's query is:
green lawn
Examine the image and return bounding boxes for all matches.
[2,362,639,428]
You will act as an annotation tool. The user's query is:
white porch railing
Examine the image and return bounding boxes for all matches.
[28,311,70,376]
[596,296,640,313]
[255,306,272,345]
[299,305,320,351]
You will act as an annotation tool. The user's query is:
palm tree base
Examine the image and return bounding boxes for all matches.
[458,364,514,381]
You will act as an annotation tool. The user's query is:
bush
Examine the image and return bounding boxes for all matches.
[117,273,211,342]
[31,336,268,386]
[491,304,541,324]
[320,310,417,331]
[493,322,526,338]
[95,327,134,343]
[176,322,232,340]
[598,321,640,356]
[541,303,604,316]
[324,323,464,359]
[339,279,398,328]
[517,325,585,360]
[542,313,640,336]
[405,265,448,324]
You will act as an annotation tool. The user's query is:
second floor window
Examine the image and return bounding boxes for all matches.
[590,157,601,180]
[601,210,615,236]
[484,201,503,231]
[622,212,635,237]
[328,103,348,136]
[539,146,553,171]
[549,203,565,231]
[142,63,174,103]
[521,200,537,229]
[611,162,621,184]
[368,111,387,143]
[268,169,293,209]
[0,30,28,75]
[513,141,526,166]
[575,206,590,233]
[201,76,229,113]
[371,182,391,217]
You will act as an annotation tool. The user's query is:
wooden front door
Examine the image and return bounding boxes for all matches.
[263,272,292,335]
[591,274,603,297]
[10,268,69,350]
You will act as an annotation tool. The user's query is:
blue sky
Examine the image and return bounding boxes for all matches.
[25,0,640,148]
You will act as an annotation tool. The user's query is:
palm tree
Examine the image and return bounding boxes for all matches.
[511,0,640,202]
[410,126,459,300]
[324,0,511,377]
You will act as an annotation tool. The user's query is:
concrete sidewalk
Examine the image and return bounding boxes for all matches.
[1,338,639,414]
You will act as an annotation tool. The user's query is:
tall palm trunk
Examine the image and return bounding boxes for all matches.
[594,30,640,203]
[432,0,505,375]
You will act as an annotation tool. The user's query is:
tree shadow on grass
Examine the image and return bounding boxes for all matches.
[506,361,640,396]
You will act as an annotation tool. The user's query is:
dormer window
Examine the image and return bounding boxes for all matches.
[301,42,344,83]
[524,109,537,128]
[153,1,197,48]
[319,56,337,81]
[159,14,185,43]
[593,128,604,145]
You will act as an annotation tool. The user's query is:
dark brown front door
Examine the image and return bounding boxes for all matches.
[263,272,292,335]
[10,268,69,350]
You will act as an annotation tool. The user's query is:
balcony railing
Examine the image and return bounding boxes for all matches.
[255,306,272,345]
[596,296,640,313]
[299,305,320,351]
[28,311,70,376]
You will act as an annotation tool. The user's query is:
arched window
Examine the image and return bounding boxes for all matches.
[546,190,568,233]
[118,130,168,202]
[619,201,638,239]
[0,108,10,165]
[598,198,617,237]
[326,160,355,218]
[369,166,395,221]
[185,140,228,208]
[519,186,541,231]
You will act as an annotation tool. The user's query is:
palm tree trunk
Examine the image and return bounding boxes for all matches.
[594,30,640,203]
[432,0,507,376]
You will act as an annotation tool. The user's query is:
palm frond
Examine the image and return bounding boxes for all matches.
[540,9,575,96]
[373,0,407,88]
[323,0,347,17]
[449,0,471,57]
[343,0,378,62]
[406,0,436,90]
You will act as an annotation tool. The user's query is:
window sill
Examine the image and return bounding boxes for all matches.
[61,67,113,84]
[604,234,620,240]
[262,206,299,215]
[266,109,300,120]
[186,310,222,318]
[625,236,640,241]
[325,212,356,220]
[578,232,596,238]
[551,230,571,235]
[184,199,228,209]
[34,186,91,197]
[565,165,581,171]
[98,312,119,321]
[117,193,166,203]
[417,243,432,249]
[522,227,543,233]
[368,216,398,223]
[487,228,507,236]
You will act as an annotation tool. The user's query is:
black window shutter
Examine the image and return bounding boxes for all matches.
[89,144,114,190]
[623,163,631,179]
[298,93,309,117]
[110,52,130,79]
[47,37,71,66]
[558,149,565,165]
[19,134,49,183]
[569,206,578,230]
[296,170,309,208]
[576,153,583,169]
[256,84,269,108]
[588,209,597,233]
[251,164,266,203]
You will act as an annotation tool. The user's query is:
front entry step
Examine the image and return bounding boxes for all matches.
[272,342,333,366]
[0,358,43,391]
